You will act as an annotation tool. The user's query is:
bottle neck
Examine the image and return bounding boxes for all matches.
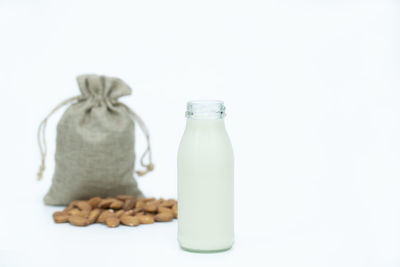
[186,117,225,128]
[185,100,226,120]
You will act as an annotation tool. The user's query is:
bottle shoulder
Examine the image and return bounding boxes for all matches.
[178,128,233,157]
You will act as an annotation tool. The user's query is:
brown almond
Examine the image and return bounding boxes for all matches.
[53,211,68,218]
[155,212,174,222]
[68,215,89,226]
[65,200,79,211]
[123,210,135,216]
[97,210,114,223]
[115,210,125,218]
[105,216,120,227]
[88,197,102,208]
[123,207,142,216]
[68,208,81,216]
[120,216,140,226]
[123,199,136,211]
[98,199,114,209]
[168,198,178,204]
[77,201,92,211]
[172,204,178,218]
[159,199,175,208]
[143,202,157,213]
[54,214,69,223]
[88,209,101,223]
[53,197,177,227]
[151,199,163,207]
[117,195,134,201]
[132,207,143,214]
[76,210,90,218]
[110,200,124,210]
[142,197,156,203]
[158,207,174,215]
[137,215,154,224]
[136,200,144,209]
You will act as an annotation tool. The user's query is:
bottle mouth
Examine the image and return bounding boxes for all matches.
[185,100,226,119]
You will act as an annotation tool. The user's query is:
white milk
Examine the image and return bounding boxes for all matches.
[177,100,234,252]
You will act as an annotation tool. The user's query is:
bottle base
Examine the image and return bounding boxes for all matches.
[179,243,233,253]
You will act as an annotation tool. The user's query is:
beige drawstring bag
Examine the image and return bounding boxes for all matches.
[37,74,154,205]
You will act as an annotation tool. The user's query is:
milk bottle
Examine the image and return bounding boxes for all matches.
[177,100,234,252]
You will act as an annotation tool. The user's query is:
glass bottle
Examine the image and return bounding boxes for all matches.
[177,100,234,252]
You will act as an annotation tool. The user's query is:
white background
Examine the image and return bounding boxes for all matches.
[0,0,399,266]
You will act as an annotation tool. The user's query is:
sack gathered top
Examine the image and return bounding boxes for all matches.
[37,74,154,205]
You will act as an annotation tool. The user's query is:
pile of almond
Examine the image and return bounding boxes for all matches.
[53,196,178,228]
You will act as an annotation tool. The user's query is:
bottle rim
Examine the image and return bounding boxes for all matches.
[185,100,226,119]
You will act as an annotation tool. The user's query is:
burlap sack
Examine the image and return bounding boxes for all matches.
[37,74,154,205]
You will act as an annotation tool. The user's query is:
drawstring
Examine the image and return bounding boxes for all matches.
[121,103,154,176]
[37,96,81,180]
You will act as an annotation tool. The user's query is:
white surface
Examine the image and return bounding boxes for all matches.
[0,0,399,266]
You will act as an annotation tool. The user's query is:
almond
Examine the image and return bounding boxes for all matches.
[159,199,175,208]
[115,210,125,218]
[88,209,101,223]
[143,202,157,213]
[155,212,174,222]
[168,198,178,204]
[117,195,134,201]
[68,215,89,226]
[65,200,79,211]
[137,215,154,224]
[158,207,174,216]
[97,210,114,223]
[53,211,67,218]
[142,197,156,203]
[68,208,81,216]
[123,199,136,211]
[105,216,120,227]
[120,216,140,226]
[110,200,124,210]
[135,211,145,217]
[77,201,92,211]
[54,214,69,223]
[136,200,144,209]
[54,197,177,227]
[132,207,143,214]
[76,210,90,218]
[88,197,102,208]
[172,204,178,218]
[123,210,135,217]
[98,199,114,209]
